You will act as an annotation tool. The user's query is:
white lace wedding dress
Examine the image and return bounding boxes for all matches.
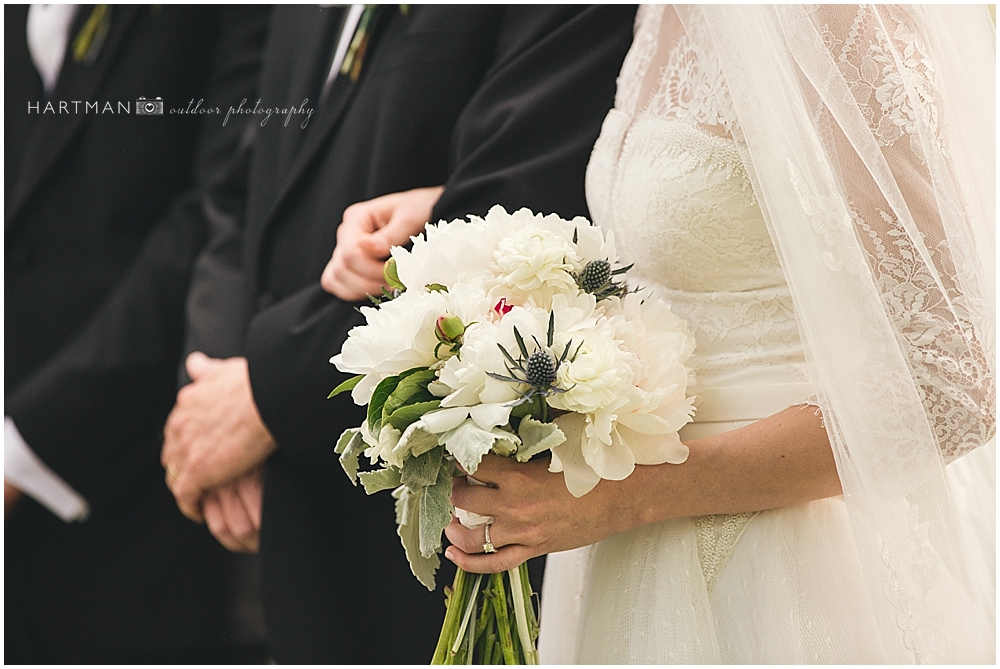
[539,5,995,664]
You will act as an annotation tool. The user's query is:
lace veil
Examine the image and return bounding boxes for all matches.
[666,5,995,662]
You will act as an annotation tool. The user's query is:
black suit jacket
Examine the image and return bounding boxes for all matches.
[186,5,634,663]
[4,5,269,662]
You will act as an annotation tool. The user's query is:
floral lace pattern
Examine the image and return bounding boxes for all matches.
[644,11,737,135]
[853,207,995,463]
[824,5,944,159]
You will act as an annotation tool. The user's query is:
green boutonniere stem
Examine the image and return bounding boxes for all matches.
[340,5,378,83]
[73,5,111,64]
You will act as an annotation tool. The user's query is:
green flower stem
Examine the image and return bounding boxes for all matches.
[432,568,470,664]
[490,573,518,664]
[451,573,483,656]
[466,593,477,664]
[508,564,539,664]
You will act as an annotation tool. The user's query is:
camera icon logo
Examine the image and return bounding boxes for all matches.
[136,97,164,115]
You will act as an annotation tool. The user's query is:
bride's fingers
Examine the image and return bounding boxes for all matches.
[444,542,535,575]
[463,454,514,485]
[444,516,507,555]
[450,476,500,514]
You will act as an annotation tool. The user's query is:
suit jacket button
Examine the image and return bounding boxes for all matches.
[256,292,274,311]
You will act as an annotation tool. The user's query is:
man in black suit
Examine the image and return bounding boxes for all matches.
[4,5,270,663]
[161,5,634,663]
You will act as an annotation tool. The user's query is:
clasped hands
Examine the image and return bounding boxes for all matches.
[162,352,274,553]
[162,186,444,552]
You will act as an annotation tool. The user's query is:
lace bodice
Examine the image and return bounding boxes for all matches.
[587,5,812,408]
[585,6,814,591]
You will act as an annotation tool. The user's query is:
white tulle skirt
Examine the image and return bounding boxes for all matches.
[538,419,887,664]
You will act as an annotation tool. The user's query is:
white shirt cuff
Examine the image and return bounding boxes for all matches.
[5,416,90,522]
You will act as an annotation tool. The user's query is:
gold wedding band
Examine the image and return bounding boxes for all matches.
[482,522,496,554]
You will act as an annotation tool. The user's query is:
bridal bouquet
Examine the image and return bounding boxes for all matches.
[329,206,696,663]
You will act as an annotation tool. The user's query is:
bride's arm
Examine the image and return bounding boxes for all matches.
[444,403,840,573]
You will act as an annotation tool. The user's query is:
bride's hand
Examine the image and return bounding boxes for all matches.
[321,186,444,301]
[443,405,842,574]
[444,454,641,573]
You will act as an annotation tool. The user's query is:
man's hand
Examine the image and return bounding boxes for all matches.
[162,352,276,522]
[202,469,263,553]
[320,186,444,301]
[5,480,22,519]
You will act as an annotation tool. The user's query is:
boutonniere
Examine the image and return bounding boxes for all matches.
[72,4,112,64]
[340,4,408,83]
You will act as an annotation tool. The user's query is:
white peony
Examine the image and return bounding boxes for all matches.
[491,222,580,303]
[548,292,696,497]
[548,321,631,416]
[331,289,449,405]
[392,216,500,294]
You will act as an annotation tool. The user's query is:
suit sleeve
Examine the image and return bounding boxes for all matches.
[4,6,270,510]
[245,5,635,468]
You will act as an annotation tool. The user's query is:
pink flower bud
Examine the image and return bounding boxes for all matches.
[435,313,466,344]
[493,298,513,317]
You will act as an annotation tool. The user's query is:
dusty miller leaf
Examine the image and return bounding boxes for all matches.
[334,429,365,484]
[419,467,453,558]
[441,419,500,475]
[515,417,565,462]
[406,424,443,458]
[359,467,402,494]
[393,485,439,590]
[401,445,443,491]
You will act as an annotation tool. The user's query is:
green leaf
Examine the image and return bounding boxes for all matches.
[383,369,438,418]
[393,485,440,590]
[419,467,454,558]
[400,445,443,491]
[359,467,402,494]
[386,399,441,431]
[509,394,543,420]
[328,374,364,399]
[368,375,401,433]
[335,429,366,484]
[515,417,565,462]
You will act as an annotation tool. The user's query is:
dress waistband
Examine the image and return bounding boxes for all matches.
[691,381,815,423]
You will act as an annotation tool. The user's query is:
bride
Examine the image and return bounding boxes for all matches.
[322,5,995,663]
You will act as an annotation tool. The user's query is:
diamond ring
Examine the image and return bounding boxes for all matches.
[482,522,496,554]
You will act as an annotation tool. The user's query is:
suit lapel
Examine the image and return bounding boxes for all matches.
[258,6,389,233]
[6,5,140,228]
[275,6,343,177]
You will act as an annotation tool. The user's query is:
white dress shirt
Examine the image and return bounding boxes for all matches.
[26,4,78,95]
